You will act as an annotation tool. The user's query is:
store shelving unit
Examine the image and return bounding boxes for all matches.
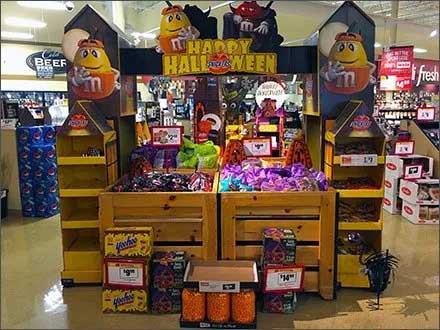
[324,101,386,288]
[57,100,118,285]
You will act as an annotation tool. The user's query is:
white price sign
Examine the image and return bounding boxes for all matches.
[394,141,415,156]
[199,281,240,293]
[340,154,378,167]
[105,260,145,288]
[416,107,436,121]
[151,126,183,147]
[243,138,272,157]
[0,119,18,129]
[263,266,304,293]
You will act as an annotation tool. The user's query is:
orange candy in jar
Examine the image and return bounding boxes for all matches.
[207,293,231,323]
[181,289,206,322]
[232,290,256,323]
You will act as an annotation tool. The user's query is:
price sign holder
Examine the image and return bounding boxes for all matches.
[263,264,305,294]
[150,125,183,172]
[416,107,436,122]
[104,258,146,289]
[242,137,272,157]
[394,140,415,156]
[340,154,378,167]
[403,163,423,180]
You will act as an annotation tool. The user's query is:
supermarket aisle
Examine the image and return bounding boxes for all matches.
[1,211,439,329]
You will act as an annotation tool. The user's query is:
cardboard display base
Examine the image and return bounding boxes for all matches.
[180,319,256,329]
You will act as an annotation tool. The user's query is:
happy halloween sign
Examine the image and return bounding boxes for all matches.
[162,38,277,76]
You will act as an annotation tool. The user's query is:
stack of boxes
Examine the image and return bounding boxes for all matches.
[383,155,434,216]
[16,125,59,218]
[150,251,187,313]
[102,227,153,313]
[261,228,297,313]
[399,179,439,225]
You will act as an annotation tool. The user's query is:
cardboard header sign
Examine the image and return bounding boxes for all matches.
[162,38,277,76]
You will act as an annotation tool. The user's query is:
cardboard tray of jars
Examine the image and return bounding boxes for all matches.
[218,157,337,300]
[99,168,219,261]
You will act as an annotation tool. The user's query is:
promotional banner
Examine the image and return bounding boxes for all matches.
[412,59,439,88]
[379,46,414,91]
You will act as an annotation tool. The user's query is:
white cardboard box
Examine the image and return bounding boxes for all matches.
[383,192,402,215]
[401,200,439,225]
[384,176,400,196]
[399,178,439,205]
[385,155,434,179]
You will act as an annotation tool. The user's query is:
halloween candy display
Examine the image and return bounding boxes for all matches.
[177,138,220,169]
[151,288,182,314]
[339,201,378,222]
[207,293,231,323]
[263,292,296,313]
[102,289,148,313]
[335,142,377,155]
[331,177,377,190]
[181,289,206,322]
[112,172,213,193]
[231,291,256,323]
[220,162,328,192]
[104,227,153,258]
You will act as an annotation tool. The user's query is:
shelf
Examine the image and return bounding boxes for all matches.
[339,221,382,231]
[58,156,106,165]
[337,189,384,198]
[333,156,385,165]
[60,188,103,197]
[62,208,99,229]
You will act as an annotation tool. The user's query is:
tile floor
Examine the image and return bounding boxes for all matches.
[1,211,439,329]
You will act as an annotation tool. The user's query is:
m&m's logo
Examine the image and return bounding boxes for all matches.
[386,163,397,170]
[404,205,413,215]
[402,187,411,196]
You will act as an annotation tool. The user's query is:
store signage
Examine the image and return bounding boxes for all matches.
[412,59,439,87]
[68,114,89,130]
[199,281,240,293]
[394,140,415,156]
[263,265,305,294]
[162,38,277,76]
[151,126,183,147]
[255,81,287,109]
[403,164,423,180]
[0,119,18,129]
[243,138,272,157]
[350,115,372,131]
[416,107,436,121]
[379,46,414,91]
[26,49,67,79]
[340,154,378,167]
[104,259,146,289]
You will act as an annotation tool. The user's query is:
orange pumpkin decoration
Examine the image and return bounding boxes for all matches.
[222,140,246,167]
[284,139,313,169]
[208,52,231,75]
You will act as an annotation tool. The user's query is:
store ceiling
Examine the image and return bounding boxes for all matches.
[0,1,438,59]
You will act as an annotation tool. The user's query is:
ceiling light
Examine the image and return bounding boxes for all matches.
[17,1,66,11]
[5,17,47,28]
[413,48,427,53]
[1,31,34,39]
[386,13,392,17]
[374,42,382,48]
[430,30,437,37]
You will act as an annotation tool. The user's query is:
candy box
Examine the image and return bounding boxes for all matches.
[263,292,296,313]
[151,251,186,289]
[104,227,153,257]
[151,288,182,314]
[385,155,433,179]
[102,288,148,313]
[383,193,402,215]
[104,257,148,289]
[399,179,439,205]
[384,176,400,196]
[401,200,439,225]
[262,228,296,265]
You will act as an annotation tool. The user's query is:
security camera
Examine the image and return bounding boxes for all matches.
[65,1,75,12]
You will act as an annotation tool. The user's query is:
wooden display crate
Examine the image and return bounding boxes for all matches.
[99,170,219,260]
[220,190,337,300]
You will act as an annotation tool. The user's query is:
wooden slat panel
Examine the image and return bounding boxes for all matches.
[235,246,319,266]
[114,207,202,219]
[304,271,319,292]
[110,221,202,242]
[154,246,203,259]
[109,193,213,208]
[222,192,323,207]
[236,220,319,241]
[237,206,320,217]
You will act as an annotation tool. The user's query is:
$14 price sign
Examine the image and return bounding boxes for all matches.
[263,265,305,293]
[340,154,378,167]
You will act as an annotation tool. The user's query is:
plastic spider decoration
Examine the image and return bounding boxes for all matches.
[362,249,399,310]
